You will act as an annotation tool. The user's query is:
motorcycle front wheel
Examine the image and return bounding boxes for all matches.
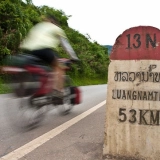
[57,75,74,115]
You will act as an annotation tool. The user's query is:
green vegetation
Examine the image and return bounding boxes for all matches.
[0,0,110,94]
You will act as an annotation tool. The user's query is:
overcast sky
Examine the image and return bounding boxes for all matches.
[32,0,160,45]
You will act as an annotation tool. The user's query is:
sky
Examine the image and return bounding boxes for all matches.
[32,0,160,46]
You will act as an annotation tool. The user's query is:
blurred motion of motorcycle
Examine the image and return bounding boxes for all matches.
[1,53,81,129]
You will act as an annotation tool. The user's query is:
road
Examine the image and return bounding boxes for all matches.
[0,84,107,160]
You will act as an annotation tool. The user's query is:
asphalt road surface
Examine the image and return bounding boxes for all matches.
[0,84,107,160]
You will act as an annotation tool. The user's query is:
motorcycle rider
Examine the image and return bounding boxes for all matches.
[20,14,79,96]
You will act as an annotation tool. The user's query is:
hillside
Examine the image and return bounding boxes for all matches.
[104,45,112,55]
[0,0,110,88]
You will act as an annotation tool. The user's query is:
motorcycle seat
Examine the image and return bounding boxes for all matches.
[19,54,44,63]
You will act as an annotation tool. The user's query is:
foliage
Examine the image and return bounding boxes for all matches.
[0,0,40,59]
[0,0,110,85]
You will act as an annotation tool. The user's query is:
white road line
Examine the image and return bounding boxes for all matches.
[0,100,106,160]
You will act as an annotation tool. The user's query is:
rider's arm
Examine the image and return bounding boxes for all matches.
[59,37,79,61]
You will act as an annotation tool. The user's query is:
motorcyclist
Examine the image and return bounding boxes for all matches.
[20,14,79,96]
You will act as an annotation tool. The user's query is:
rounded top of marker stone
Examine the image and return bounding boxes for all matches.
[110,26,160,60]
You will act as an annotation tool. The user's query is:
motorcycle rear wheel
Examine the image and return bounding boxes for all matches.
[5,96,47,131]
[10,72,40,97]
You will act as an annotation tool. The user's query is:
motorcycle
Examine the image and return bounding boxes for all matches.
[1,53,81,129]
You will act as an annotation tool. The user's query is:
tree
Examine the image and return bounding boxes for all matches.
[0,0,33,60]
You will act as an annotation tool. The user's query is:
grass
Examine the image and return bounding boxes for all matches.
[0,78,12,94]
[0,75,108,94]
[71,76,107,86]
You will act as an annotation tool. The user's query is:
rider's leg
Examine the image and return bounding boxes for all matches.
[30,48,64,93]
[52,60,65,92]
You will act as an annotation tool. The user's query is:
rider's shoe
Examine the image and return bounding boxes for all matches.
[52,89,63,105]
[52,89,63,98]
